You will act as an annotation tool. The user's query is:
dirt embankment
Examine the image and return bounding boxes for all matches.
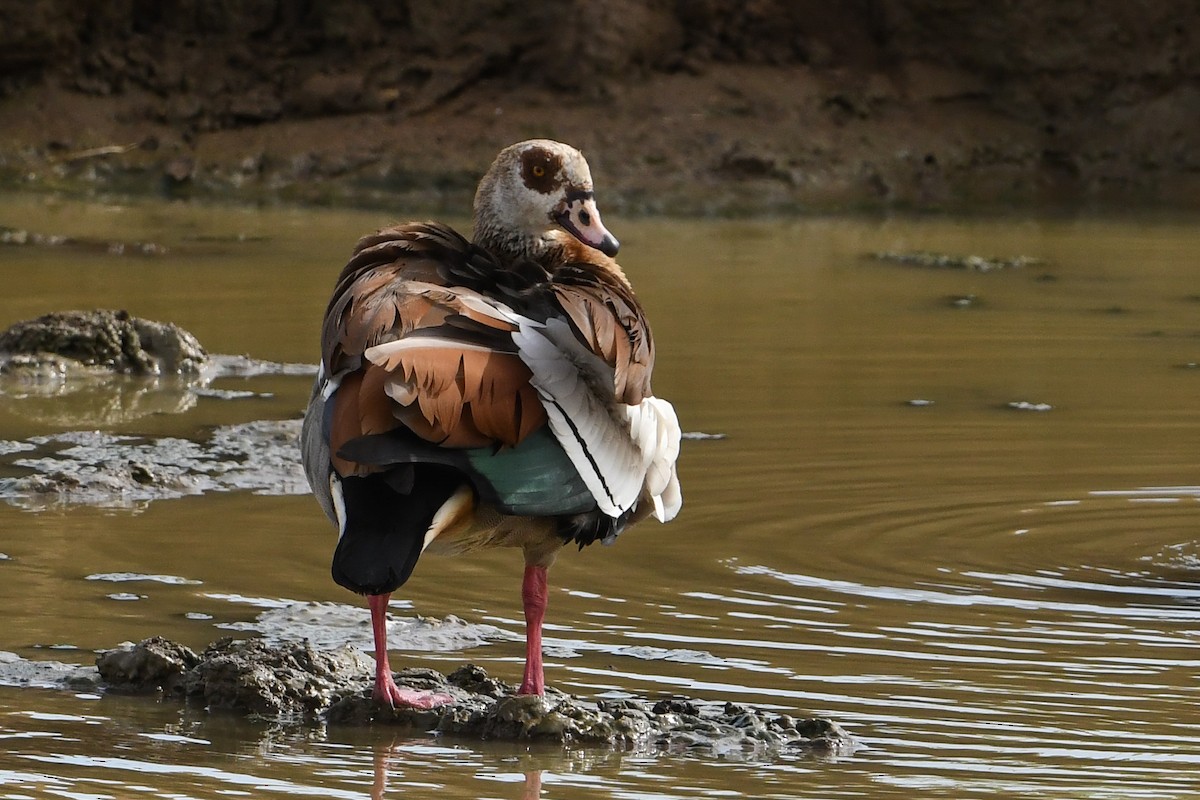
[1,1,1198,213]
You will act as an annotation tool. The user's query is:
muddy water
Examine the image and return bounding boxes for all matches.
[1,194,1199,798]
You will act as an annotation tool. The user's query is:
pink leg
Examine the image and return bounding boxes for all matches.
[518,564,548,695]
[368,593,453,709]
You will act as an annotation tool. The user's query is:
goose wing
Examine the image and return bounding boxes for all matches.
[304,222,591,521]
[511,261,682,523]
[302,222,680,528]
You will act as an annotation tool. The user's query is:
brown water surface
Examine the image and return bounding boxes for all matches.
[0,195,1198,798]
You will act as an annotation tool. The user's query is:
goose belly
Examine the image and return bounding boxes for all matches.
[422,497,563,567]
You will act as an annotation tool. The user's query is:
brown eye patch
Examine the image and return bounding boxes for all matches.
[520,147,562,194]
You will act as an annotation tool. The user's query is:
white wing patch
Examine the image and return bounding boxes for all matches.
[365,337,498,365]
[629,396,682,522]
[512,317,682,521]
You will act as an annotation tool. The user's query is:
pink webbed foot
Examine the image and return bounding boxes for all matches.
[367,592,453,709]
[373,668,454,709]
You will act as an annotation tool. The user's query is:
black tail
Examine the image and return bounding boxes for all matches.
[556,508,629,550]
[331,465,462,596]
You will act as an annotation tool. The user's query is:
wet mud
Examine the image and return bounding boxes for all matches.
[81,636,855,754]
[0,317,315,508]
[869,250,1041,272]
[0,308,318,507]
[0,224,168,256]
[0,418,310,510]
[0,650,100,692]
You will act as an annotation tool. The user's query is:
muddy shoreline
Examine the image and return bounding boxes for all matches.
[0,304,856,755]
[2,2,1199,215]
[0,635,855,755]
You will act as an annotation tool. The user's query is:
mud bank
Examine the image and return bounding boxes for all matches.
[0,309,315,507]
[82,636,856,754]
[0,637,856,754]
[0,418,310,510]
[1,2,1198,213]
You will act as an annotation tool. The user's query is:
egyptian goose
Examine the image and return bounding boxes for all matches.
[300,139,682,708]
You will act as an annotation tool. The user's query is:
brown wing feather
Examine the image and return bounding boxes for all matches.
[327,371,362,476]
[324,221,655,477]
[322,222,549,474]
[551,267,655,405]
[536,231,656,404]
[368,343,547,447]
[460,350,546,444]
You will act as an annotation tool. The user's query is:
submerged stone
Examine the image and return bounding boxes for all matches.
[0,225,167,256]
[84,636,854,754]
[871,251,1040,271]
[219,603,513,652]
[680,431,728,440]
[0,650,103,691]
[947,293,979,307]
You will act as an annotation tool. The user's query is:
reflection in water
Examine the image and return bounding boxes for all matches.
[371,742,542,800]
[0,197,1199,798]
[0,353,315,428]
[523,770,543,800]
[371,742,392,800]
[0,371,201,426]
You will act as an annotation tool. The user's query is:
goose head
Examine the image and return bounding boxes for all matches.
[473,139,620,264]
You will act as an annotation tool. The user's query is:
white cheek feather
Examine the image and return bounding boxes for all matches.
[329,474,347,540]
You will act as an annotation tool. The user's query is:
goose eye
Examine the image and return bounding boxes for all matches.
[521,149,561,193]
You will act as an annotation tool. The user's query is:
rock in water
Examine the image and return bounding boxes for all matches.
[91,637,857,755]
[0,309,207,375]
[96,636,199,695]
[187,638,377,717]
